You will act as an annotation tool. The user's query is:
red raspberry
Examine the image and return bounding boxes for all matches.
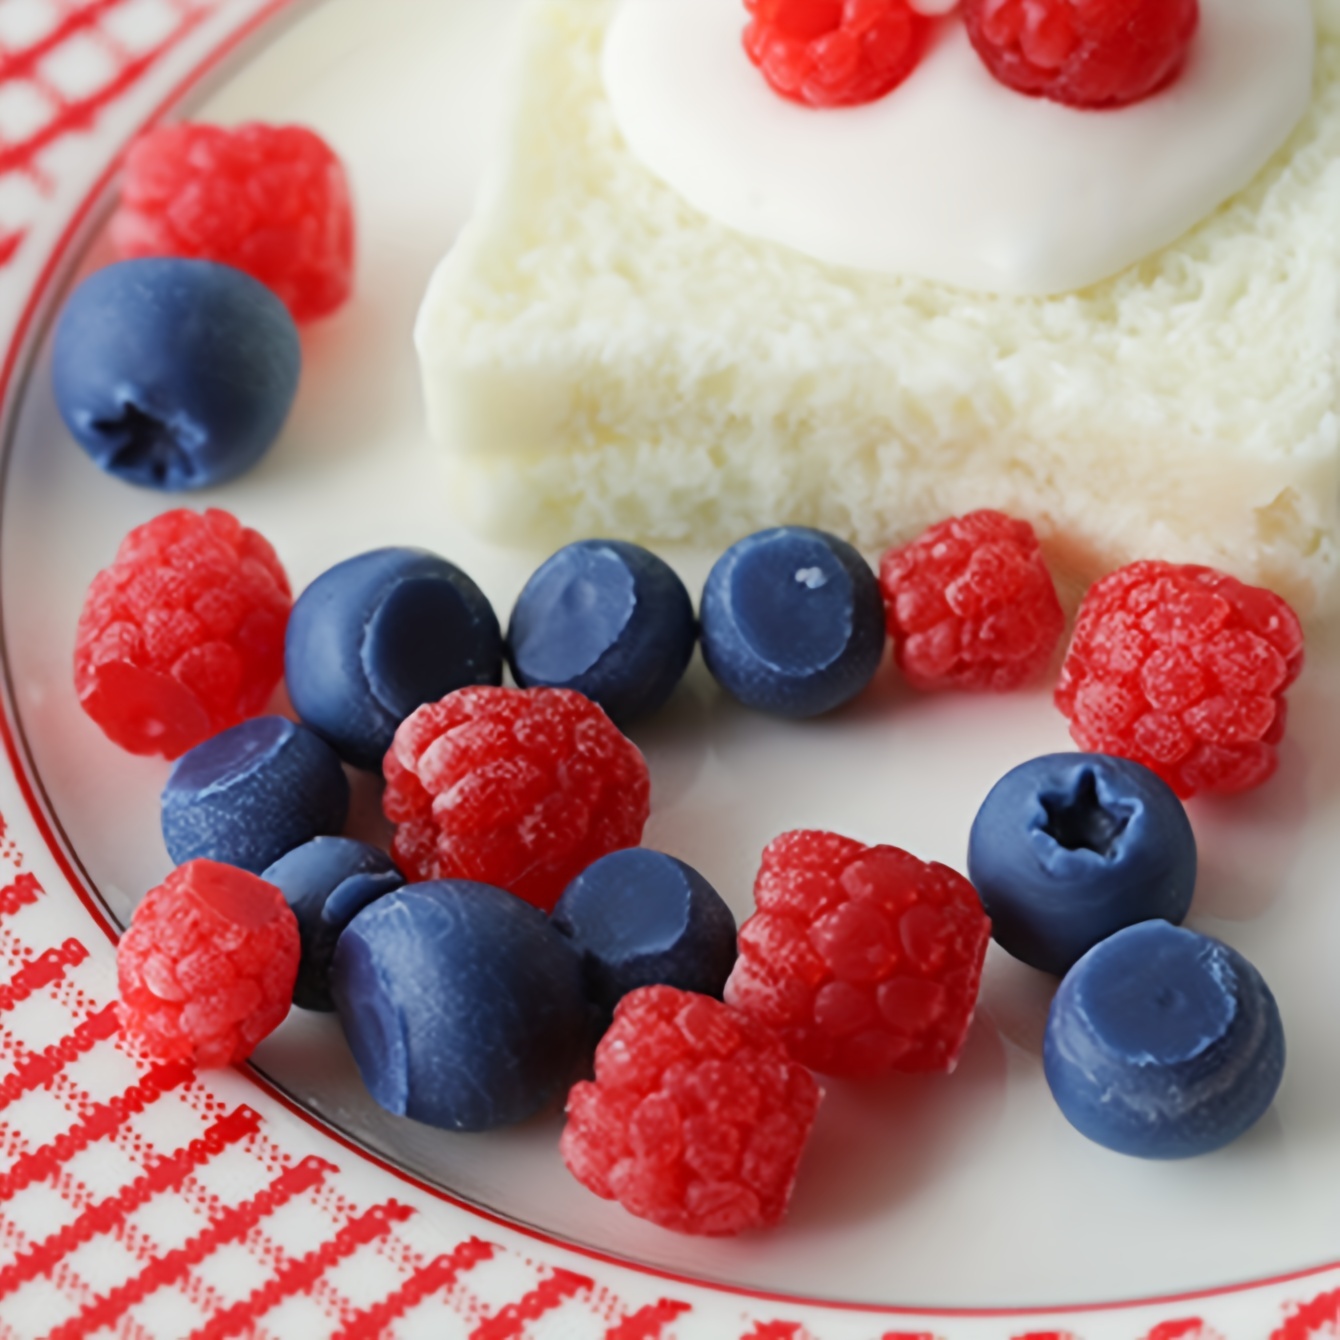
[962,0,1198,109]
[111,122,354,323]
[1055,562,1304,799]
[75,509,292,759]
[561,986,821,1235]
[383,686,651,913]
[879,510,1064,692]
[743,0,929,108]
[118,859,300,1067]
[725,831,990,1078]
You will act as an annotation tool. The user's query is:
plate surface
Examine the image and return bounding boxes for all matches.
[4,0,1340,1334]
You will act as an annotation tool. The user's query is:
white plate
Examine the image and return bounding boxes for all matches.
[3,0,1340,1334]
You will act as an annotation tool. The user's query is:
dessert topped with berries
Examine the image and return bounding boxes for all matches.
[417,0,1340,621]
[604,0,1312,295]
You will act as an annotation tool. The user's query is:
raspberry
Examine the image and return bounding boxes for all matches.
[1055,562,1304,799]
[725,831,990,1078]
[879,510,1064,692]
[382,686,651,913]
[111,122,354,322]
[962,0,1199,109]
[743,0,929,108]
[74,509,292,759]
[561,986,821,1235]
[117,859,300,1067]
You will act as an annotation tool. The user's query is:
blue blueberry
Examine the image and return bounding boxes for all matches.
[331,880,588,1131]
[700,527,884,718]
[162,716,349,873]
[968,753,1197,976]
[261,838,405,1012]
[1044,921,1285,1159]
[507,540,696,724]
[52,258,301,490]
[285,548,503,770]
[552,848,737,1020]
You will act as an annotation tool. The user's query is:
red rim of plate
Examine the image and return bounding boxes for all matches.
[0,0,1331,1321]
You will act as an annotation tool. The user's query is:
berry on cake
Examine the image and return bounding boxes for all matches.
[417,0,1330,615]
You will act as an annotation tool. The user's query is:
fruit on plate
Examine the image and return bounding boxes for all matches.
[968,752,1196,976]
[562,985,822,1234]
[879,510,1064,692]
[74,508,291,759]
[332,880,589,1130]
[113,121,355,322]
[161,716,349,874]
[725,830,991,1078]
[1055,560,1304,798]
[382,686,651,912]
[261,837,405,1011]
[1044,920,1285,1158]
[701,527,885,718]
[285,547,503,771]
[507,539,696,725]
[53,257,301,491]
[552,848,738,1022]
[117,859,300,1067]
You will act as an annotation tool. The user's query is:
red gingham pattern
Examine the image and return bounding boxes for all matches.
[0,0,219,267]
[0,822,702,1339]
[3,0,1340,1334]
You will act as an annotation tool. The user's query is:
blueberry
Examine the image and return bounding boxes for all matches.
[285,548,503,770]
[1044,921,1285,1158]
[968,753,1197,976]
[52,258,301,490]
[552,848,737,1020]
[161,716,349,873]
[700,527,884,717]
[261,837,405,1012]
[331,880,588,1131]
[508,540,696,724]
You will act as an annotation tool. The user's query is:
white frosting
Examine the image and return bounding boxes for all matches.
[602,0,1315,296]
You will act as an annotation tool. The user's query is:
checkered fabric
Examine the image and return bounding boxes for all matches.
[0,0,223,265]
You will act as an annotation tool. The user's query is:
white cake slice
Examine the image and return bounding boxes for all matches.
[417,0,1340,616]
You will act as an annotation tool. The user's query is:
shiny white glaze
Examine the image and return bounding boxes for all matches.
[603,0,1314,295]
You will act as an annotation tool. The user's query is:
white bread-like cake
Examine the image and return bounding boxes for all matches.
[417,0,1340,615]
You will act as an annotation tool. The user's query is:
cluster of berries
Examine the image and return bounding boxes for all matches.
[56,111,1292,1241]
[114,122,355,323]
[696,510,1301,803]
[53,122,353,495]
[892,512,1305,801]
[78,505,1305,802]
[80,499,1293,1237]
[744,0,1199,111]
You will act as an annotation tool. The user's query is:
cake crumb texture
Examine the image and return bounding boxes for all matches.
[418,0,1340,615]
